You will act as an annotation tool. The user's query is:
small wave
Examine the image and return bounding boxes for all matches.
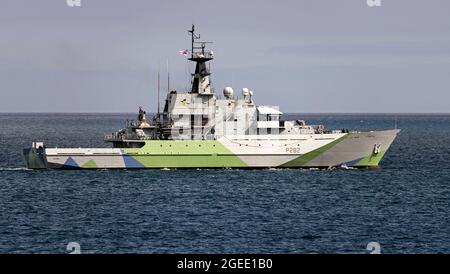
[338,165,357,170]
[0,167,31,171]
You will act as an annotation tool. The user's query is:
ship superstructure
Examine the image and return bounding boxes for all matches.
[23,26,400,169]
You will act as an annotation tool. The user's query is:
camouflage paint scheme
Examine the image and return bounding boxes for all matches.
[23,129,399,169]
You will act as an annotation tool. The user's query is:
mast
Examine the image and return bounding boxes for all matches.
[157,65,160,116]
[187,25,214,95]
[167,59,170,93]
[188,25,198,59]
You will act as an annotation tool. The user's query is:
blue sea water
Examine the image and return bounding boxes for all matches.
[0,113,449,254]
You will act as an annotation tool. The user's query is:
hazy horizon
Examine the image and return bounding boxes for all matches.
[1,0,449,113]
[1,111,449,115]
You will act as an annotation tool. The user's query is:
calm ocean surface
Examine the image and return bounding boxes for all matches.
[0,113,449,253]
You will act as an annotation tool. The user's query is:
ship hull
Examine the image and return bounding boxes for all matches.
[23,129,400,169]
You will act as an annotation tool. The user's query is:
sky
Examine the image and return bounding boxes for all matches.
[0,0,449,113]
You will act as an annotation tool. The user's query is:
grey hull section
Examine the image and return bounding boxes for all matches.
[303,129,400,167]
[22,147,47,169]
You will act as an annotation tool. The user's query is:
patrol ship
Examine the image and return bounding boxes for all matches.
[23,26,400,169]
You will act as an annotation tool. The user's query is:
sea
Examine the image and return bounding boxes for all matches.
[0,113,449,253]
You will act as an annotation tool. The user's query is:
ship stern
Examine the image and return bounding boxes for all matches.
[22,142,48,169]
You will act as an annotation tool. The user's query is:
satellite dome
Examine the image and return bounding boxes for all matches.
[223,87,234,99]
[249,90,254,96]
[242,88,250,97]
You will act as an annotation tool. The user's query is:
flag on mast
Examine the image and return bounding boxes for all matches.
[179,49,189,56]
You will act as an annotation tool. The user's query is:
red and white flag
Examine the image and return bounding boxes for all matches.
[179,49,189,56]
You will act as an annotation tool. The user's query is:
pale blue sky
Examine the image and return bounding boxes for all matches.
[0,0,449,112]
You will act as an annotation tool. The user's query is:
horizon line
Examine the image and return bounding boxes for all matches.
[1,111,450,115]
